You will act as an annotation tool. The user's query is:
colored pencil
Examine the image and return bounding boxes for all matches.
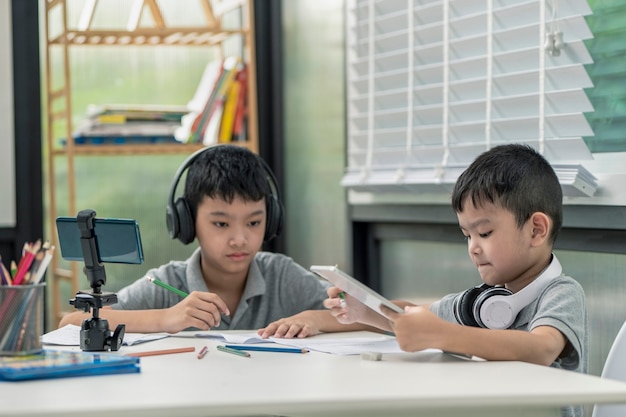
[10,260,17,279]
[217,345,251,357]
[27,241,50,283]
[147,276,189,298]
[0,256,9,285]
[12,252,34,286]
[197,345,209,359]
[224,344,310,354]
[31,246,55,284]
[125,346,195,357]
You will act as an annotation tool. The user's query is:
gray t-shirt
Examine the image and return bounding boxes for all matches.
[112,249,331,330]
[431,270,588,417]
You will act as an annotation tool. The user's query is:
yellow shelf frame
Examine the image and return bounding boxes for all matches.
[42,0,258,326]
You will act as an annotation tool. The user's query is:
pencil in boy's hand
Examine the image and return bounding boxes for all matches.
[338,291,347,309]
[147,276,189,298]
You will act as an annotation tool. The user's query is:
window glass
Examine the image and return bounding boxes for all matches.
[583,1,626,153]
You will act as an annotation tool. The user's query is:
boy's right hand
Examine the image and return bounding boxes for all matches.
[323,286,369,325]
[160,291,230,333]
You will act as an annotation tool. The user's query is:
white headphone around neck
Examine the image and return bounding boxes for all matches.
[453,256,562,330]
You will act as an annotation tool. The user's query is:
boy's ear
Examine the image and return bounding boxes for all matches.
[529,212,550,245]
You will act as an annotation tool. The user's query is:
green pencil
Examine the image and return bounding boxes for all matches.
[147,277,189,298]
[217,345,251,357]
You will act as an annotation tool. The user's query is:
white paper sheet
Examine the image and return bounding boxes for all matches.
[185,330,404,355]
[42,324,169,346]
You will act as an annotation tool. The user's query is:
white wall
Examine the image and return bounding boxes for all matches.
[0,1,16,227]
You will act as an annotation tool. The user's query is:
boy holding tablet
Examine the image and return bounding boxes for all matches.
[324,144,586,417]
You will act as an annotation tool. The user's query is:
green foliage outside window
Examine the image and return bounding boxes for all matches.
[583,1,626,152]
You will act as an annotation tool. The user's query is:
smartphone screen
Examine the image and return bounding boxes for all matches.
[56,217,144,264]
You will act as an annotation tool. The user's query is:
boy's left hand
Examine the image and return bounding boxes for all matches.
[257,311,322,339]
[381,305,445,352]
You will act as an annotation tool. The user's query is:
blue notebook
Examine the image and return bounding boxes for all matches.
[0,350,140,381]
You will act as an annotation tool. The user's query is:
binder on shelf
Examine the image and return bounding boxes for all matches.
[0,350,140,381]
[231,65,248,142]
[218,75,241,143]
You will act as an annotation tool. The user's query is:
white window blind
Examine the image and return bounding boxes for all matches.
[343,0,598,198]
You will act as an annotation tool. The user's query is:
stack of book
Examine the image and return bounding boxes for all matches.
[70,104,188,146]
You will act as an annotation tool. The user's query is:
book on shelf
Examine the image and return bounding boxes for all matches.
[191,57,241,145]
[175,56,249,146]
[64,55,251,148]
[184,60,225,142]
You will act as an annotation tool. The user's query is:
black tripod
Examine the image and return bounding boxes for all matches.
[69,209,125,351]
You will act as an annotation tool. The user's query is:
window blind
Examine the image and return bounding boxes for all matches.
[343,0,598,197]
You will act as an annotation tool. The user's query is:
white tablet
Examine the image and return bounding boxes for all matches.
[310,265,404,317]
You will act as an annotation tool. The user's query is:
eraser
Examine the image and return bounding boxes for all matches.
[361,351,382,361]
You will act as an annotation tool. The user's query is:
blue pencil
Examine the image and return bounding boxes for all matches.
[224,344,309,354]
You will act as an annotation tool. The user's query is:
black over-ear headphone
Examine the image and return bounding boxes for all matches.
[165,145,284,245]
[452,256,562,329]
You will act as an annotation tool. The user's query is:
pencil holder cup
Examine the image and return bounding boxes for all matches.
[0,283,45,356]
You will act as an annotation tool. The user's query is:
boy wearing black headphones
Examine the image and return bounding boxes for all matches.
[326,144,587,415]
[60,144,366,337]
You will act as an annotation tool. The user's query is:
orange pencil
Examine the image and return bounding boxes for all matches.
[125,346,195,358]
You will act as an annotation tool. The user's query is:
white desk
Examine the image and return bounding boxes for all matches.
[3,332,626,417]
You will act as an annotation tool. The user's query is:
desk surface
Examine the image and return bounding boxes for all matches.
[2,331,626,417]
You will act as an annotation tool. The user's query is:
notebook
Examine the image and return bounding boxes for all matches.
[310,265,404,317]
[0,349,140,381]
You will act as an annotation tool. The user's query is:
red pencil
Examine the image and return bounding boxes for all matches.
[12,241,40,285]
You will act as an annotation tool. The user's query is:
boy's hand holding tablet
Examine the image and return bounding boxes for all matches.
[313,265,406,332]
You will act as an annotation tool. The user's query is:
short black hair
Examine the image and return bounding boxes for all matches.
[183,145,271,219]
[451,144,563,244]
